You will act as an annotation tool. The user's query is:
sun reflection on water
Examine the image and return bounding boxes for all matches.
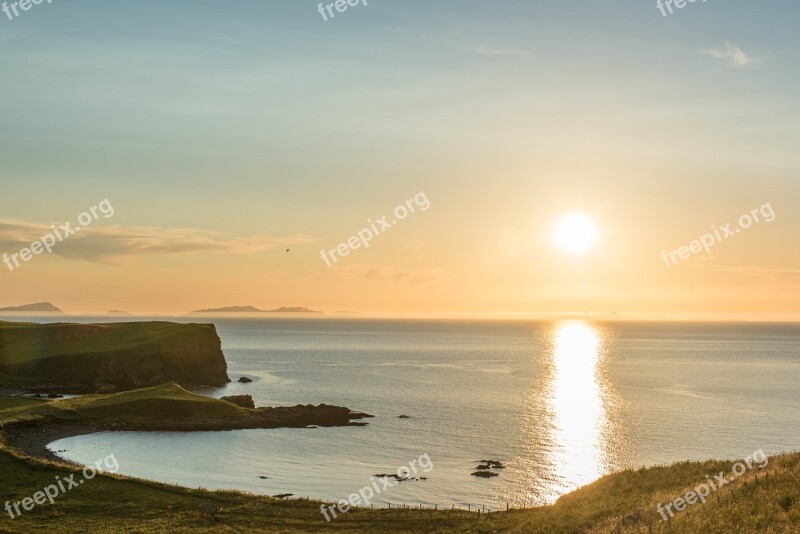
[544,321,610,501]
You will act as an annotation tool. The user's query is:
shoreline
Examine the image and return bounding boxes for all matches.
[1,402,374,466]
[3,422,100,464]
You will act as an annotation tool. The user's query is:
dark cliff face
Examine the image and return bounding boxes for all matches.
[0,321,231,392]
[93,324,230,390]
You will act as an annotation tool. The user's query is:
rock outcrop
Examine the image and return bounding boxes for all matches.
[221,395,255,409]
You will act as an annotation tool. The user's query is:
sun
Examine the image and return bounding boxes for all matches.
[554,214,597,255]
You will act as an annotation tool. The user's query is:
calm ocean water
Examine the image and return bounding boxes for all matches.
[21,317,800,510]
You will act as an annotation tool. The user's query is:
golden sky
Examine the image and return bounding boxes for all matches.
[1,1,799,320]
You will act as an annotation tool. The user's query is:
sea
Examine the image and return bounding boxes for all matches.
[9,316,799,510]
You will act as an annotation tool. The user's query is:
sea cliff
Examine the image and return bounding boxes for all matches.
[0,321,230,392]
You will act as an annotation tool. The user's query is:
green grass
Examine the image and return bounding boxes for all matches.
[0,321,228,391]
[0,321,197,364]
[0,383,250,429]
[0,392,797,532]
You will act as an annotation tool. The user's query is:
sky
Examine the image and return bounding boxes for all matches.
[1,0,799,319]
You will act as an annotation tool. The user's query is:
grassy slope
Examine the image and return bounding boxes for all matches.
[0,321,228,391]
[0,395,798,532]
[1,383,249,428]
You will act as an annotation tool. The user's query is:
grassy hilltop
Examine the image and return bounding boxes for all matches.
[0,389,798,533]
[0,321,230,393]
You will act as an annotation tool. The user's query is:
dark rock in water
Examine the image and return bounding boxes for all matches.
[238,376,253,383]
[474,459,505,477]
[259,476,270,479]
[373,473,426,482]
[31,394,42,398]
[397,415,411,419]
[477,460,505,469]
[47,393,63,399]
[220,394,255,409]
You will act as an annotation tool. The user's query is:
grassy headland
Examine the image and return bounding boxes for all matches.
[0,321,230,393]
[0,383,371,461]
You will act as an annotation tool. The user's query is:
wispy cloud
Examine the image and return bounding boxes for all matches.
[474,46,528,57]
[0,220,314,263]
[703,41,759,68]
[718,265,800,284]
[338,264,442,286]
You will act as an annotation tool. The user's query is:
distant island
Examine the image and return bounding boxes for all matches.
[191,305,321,314]
[106,310,132,315]
[0,302,63,313]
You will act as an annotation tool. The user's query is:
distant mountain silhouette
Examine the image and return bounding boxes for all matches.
[0,302,62,313]
[191,306,320,314]
[107,310,132,316]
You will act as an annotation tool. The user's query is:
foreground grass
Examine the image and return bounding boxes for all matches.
[1,395,798,533]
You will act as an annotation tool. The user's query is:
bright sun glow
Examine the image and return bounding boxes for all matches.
[554,214,597,255]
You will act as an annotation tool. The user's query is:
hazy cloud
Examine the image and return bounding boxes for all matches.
[474,46,528,57]
[719,266,800,283]
[703,41,758,68]
[0,220,314,263]
[339,265,442,286]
